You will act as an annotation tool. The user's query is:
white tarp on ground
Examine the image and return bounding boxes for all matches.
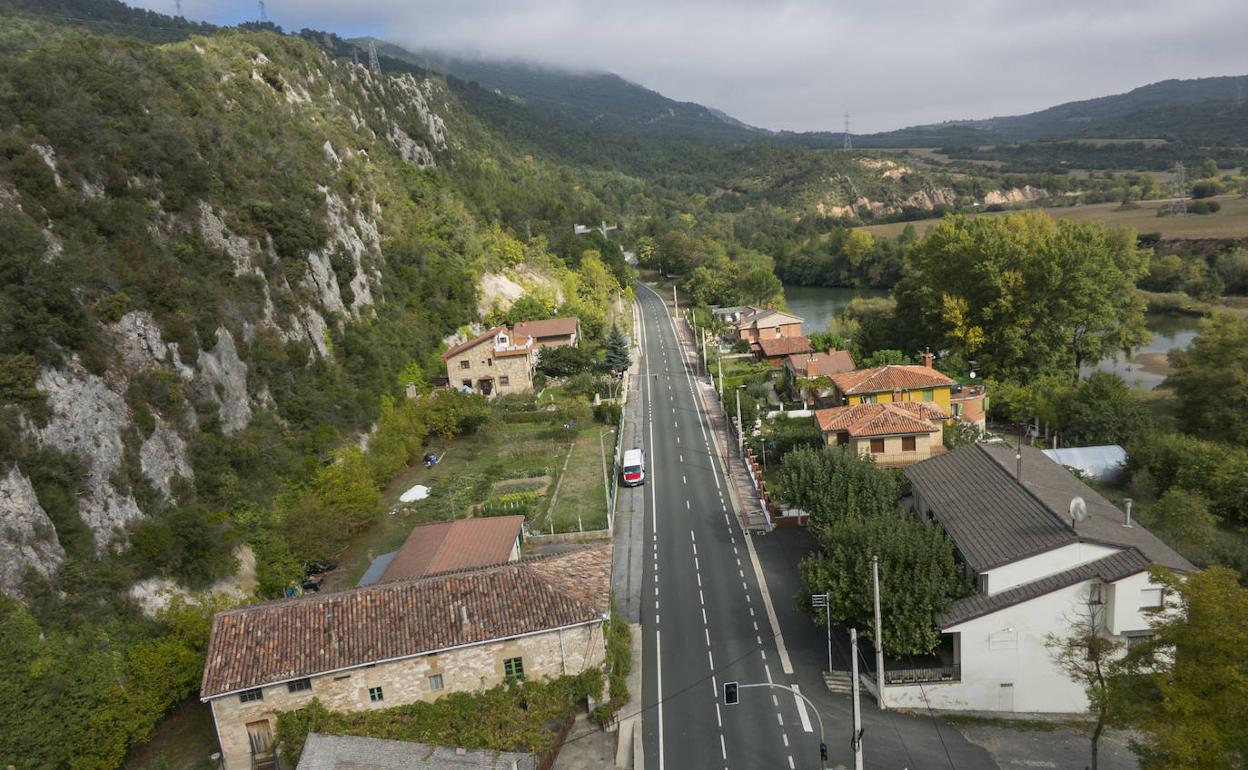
[1042,445,1127,482]
[398,484,430,503]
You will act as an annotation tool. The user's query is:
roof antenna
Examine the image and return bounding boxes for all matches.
[1069,497,1087,529]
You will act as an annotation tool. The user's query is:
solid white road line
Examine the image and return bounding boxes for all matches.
[656,629,665,770]
[793,684,814,733]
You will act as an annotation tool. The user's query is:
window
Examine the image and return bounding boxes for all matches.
[902,436,917,452]
[1140,588,1164,609]
[836,431,849,446]
[287,678,312,694]
[427,674,444,692]
[459,359,470,369]
[870,439,885,454]
[499,375,510,386]
[368,686,385,702]
[461,379,472,389]
[922,388,934,402]
[238,688,264,704]
[952,403,962,417]
[487,358,493,366]
[862,394,876,403]
[1126,632,1153,650]
[1088,582,1103,605]
[504,657,525,682]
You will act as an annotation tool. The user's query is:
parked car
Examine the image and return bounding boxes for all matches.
[622,448,646,486]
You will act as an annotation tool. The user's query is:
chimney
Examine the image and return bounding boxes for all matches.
[460,603,472,631]
[922,347,934,369]
[1123,498,1134,528]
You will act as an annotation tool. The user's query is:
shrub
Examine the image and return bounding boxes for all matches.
[537,345,594,377]
[94,291,133,323]
[1189,200,1222,215]
[593,402,622,425]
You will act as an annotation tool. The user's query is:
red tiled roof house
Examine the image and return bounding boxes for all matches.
[814,401,946,468]
[513,317,581,349]
[379,516,524,583]
[755,335,814,367]
[199,546,613,770]
[784,349,856,403]
[441,325,537,398]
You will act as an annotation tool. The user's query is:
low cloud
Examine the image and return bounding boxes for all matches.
[152,0,1248,133]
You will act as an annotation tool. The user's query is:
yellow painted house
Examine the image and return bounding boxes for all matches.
[828,361,955,413]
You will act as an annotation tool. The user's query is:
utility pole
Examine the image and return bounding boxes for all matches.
[843,112,852,151]
[812,592,832,674]
[872,555,886,710]
[735,386,744,451]
[850,628,865,770]
[717,351,724,397]
[257,0,266,22]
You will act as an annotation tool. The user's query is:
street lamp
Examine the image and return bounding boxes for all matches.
[598,428,615,532]
[735,385,746,452]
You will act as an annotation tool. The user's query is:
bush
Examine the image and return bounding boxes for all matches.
[731,339,751,354]
[593,402,622,425]
[1189,200,1222,215]
[537,345,594,378]
[1190,180,1222,199]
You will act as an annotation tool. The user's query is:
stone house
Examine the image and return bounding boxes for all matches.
[814,401,946,468]
[734,308,804,346]
[199,546,613,770]
[874,444,1193,713]
[441,325,537,398]
[513,317,581,349]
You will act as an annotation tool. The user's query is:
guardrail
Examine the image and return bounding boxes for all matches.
[881,664,960,685]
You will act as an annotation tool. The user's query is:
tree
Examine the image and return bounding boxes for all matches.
[738,267,783,307]
[859,349,910,368]
[1046,591,1125,770]
[1112,567,1248,768]
[1167,313,1248,445]
[894,212,1149,380]
[1056,371,1151,447]
[800,512,970,656]
[537,345,593,378]
[604,324,630,376]
[772,445,899,524]
[1148,489,1219,553]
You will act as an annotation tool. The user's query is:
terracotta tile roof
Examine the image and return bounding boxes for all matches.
[936,548,1151,628]
[757,335,813,358]
[380,517,524,582]
[814,401,945,438]
[829,364,954,395]
[441,326,533,360]
[736,308,804,329]
[200,545,612,698]
[786,350,856,378]
[514,317,579,339]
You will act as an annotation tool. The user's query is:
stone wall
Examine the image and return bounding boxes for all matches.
[208,620,606,769]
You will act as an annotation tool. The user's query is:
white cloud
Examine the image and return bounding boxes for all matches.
[145,0,1248,132]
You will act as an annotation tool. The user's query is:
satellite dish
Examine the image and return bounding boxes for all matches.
[1069,497,1087,526]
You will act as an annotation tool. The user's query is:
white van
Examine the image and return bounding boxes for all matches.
[621,448,646,487]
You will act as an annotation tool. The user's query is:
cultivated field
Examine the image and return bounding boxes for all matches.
[857,194,1248,239]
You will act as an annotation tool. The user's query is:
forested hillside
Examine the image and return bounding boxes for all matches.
[0,17,642,768]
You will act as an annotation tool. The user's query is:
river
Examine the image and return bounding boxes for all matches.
[782,283,1200,390]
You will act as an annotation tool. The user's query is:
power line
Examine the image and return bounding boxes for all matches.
[367,39,382,76]
[843,112,853,151]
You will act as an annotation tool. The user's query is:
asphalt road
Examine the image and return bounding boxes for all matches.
[633,282,999,770]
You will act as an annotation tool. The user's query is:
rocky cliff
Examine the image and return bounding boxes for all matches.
[0,30,476,597]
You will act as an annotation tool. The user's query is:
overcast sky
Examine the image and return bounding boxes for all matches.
[142,0,1248,133]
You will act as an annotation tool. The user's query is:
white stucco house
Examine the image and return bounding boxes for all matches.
[880,442,1194,713]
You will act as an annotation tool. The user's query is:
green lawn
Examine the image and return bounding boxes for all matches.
[544,427,610,533]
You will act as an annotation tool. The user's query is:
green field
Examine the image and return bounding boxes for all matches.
[329,409,611,589]
[857,194,1248,240]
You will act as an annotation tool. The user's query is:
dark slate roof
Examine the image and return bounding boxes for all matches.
[200,546,611,698]
[905,443,1194,573]
[937,548,1151,628]
[297,733,536,770]
[904,444,1074,571]
[978,443,1194,572]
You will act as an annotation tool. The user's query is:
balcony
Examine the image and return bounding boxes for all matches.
[882,664,961,685]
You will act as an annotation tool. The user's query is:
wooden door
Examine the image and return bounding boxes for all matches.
[246,719,274,757]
